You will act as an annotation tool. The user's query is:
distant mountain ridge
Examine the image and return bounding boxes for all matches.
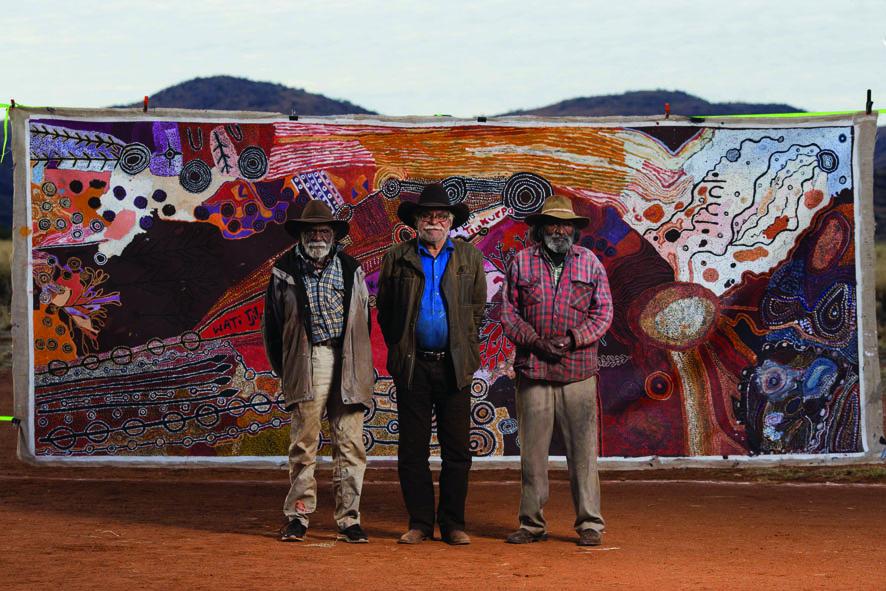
[501,89,803,117]
[118,75,376,115]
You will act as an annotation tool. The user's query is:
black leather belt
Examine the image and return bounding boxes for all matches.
[417,349,448,361]
[314,338,343,348]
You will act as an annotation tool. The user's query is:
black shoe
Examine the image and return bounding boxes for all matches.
[506,528,548,544]
[337,524,369,544]
[280,519,307,542]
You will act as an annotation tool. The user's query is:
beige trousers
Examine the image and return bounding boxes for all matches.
[283,344,366,529]
[516,374,604,534]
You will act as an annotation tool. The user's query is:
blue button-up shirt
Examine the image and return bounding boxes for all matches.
[415,238,453,351]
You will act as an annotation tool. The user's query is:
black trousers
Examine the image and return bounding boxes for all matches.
[395,356,472,536]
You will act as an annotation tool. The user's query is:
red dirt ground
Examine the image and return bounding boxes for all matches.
[1,371,885,590]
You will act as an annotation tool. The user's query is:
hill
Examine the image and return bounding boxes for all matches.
[501,89,803,117]
[117,75,376,115]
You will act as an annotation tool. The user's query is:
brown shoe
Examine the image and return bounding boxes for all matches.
[506,528,548,544]
[442,530,471,545]
[577,529,602,546]
[398,529,430,544]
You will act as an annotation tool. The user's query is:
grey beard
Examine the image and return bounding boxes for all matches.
[301,240,333,261]
[543,233,573,254]
[417,226,447,244]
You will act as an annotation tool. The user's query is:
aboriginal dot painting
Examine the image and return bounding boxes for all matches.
[13,110,875,463]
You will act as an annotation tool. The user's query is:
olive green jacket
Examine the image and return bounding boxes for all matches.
[376,238,487,389]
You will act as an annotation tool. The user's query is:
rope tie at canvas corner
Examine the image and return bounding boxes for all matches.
[1,101,45,163]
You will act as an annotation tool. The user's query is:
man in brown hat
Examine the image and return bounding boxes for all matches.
[499,194,613,547]
[376,183,487,545]
[262,199,374,543]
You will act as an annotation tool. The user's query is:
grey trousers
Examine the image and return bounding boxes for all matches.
[283,344,366,530]
[516,374,604,534]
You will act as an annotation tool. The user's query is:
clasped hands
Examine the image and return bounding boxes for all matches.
[530,333,575,362]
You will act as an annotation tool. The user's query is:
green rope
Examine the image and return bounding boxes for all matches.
[0,416,16,422]
[691,109,885,119]
[0,103,9,164]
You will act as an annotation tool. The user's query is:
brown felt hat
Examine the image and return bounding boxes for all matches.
[397,183,471,228]
[524,194,589,229]
[285,199,349,240]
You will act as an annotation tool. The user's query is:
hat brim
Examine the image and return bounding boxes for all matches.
[524,213,589,229]
[284,218,350,240]
[397,201,471,229]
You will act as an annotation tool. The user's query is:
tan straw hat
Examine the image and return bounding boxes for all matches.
[524,194,589,229]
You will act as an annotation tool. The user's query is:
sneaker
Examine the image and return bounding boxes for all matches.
[337,524,369,544]
[505,528,548,544]
[577,529,602,547]
[280,519,307,542]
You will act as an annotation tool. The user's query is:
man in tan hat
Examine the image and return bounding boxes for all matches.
[499,194,613,547]
[376,183,487,545]
[262,199,374,543]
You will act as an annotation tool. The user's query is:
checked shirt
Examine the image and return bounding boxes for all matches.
[500,244,613,383]
[297,247,345,344]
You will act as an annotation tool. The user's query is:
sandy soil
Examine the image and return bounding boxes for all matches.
[1,372,885,590]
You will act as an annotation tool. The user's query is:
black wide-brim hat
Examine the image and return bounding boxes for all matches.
[397,183,471,229]
[284,199,349,239]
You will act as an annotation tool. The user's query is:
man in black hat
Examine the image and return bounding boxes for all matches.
[376,183,487,545]
[262,199,375,544]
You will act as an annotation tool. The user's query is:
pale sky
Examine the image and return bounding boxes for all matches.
[5,0,886,117]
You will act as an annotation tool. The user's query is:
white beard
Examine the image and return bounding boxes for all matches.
[301,239,333,260]
[543,233,574,254]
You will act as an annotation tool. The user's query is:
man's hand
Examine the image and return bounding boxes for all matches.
[549,334,574,352]
[531,337,564,362]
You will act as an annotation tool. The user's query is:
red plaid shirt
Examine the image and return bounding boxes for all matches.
[500,244,613,383]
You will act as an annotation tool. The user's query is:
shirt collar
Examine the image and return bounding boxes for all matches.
[417,238,454,257]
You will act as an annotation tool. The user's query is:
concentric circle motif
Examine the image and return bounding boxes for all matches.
[468,427,496,456]
[381,177,402,199]
[118,143,151,175]
[335,204,354,222]
[362,430,375,451]
[237,146,268,180]
[392,223,416,243]
[816,149,839,173]
[471,401,496,426]
[179,159,213,193]
[442,176,468,204]
[470,377,489,399]
[502,172,553,219]
[644,371,674,401]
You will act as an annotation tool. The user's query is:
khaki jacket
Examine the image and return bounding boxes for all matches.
[261,247,374,410]
[376,238,487,389]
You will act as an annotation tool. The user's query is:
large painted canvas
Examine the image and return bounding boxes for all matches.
[10,108,880,464]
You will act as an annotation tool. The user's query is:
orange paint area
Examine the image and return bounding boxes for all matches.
[804,189,824,209]
[733,246,769,262]
[643,204,664,223]
[762,215,789,240]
